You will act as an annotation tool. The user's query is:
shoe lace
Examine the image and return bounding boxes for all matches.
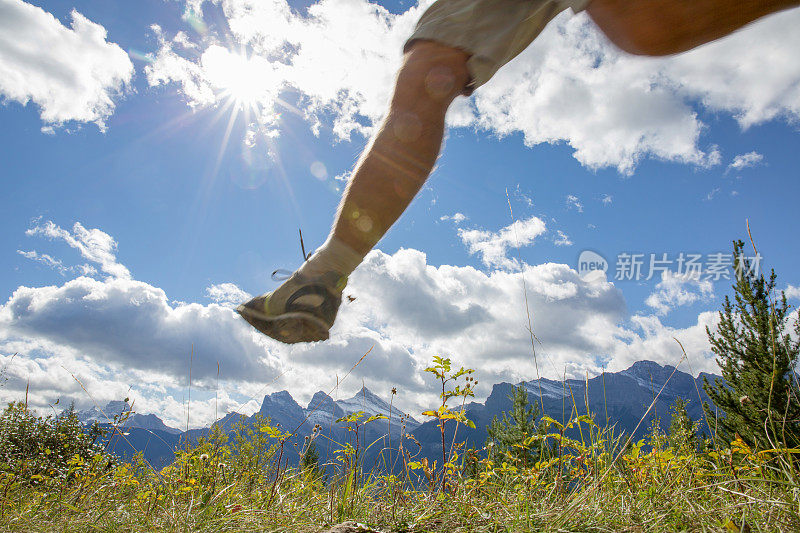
[271,229,311,282]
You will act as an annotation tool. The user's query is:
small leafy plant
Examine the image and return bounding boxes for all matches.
[414,356,476,490]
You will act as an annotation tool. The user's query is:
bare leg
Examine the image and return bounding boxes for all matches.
[589,0,800,56]
[329,40,470,256]
[236,41,469,343]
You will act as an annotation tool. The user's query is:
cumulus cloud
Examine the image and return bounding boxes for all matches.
[470,16,710,174]
[469,7,800,173]
[727,151,765,173]
[130,388,262,431]
[342,248,719,410]
[0,276,280,383]
[342,248,630,393]
[610,311,719,376]
[26,220,130,279]
[0,345,262,430]
[457,216,546,269]
[601,194,612,206]
[3,221,723,425]
[0,0,133,130]
[206,283,252,308]
[660,11,800,129]
[646,271,714,316]
[785,285,800,300]
[147,1,800,173]
[146,26,216,108]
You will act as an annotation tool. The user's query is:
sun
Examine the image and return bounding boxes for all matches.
[201,45,279,108]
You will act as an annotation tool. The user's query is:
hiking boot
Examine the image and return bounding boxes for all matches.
[236,270,346,344]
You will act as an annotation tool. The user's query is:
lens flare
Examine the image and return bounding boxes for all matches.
[182,7,207,34]
[310,161,327,180]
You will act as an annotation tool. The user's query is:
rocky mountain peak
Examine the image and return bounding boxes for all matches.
[259,390,301,414]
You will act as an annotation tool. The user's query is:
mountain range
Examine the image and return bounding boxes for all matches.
[75,360,722,470]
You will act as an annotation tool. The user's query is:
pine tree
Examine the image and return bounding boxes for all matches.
[703,240,800,450]
[301,439,321,478]
[486,385,542,466]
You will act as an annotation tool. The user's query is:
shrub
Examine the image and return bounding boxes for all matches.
[0,401,111,483]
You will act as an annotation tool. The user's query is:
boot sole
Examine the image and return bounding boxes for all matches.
[236,301,330,344]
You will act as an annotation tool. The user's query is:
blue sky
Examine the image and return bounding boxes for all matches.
[1,0,799,428]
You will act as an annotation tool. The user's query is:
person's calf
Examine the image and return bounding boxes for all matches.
[329,40,470,256]
[588,0,800,56]
[237,41,471,344]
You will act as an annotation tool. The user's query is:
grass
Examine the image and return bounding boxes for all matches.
[1,359,799,532]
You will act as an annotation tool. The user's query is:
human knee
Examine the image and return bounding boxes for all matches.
[393,40,471,109]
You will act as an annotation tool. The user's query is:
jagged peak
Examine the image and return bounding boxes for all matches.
[307,391,340,411]
[72,400,131,422]
[351,385,383,401]
[259,390,302,413]
[309,390,331,402]
[626,360,667,372]
[341,386,391,410]
[620,360,681,382]
[104,400,132,412]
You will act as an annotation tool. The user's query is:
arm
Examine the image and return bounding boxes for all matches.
[587,0,800,56]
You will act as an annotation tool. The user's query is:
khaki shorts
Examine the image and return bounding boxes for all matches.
[405,0,590,94]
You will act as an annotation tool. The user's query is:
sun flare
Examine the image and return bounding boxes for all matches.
[201,45,280,108]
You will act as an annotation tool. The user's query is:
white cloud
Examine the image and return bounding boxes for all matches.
[513,186,535,207]
[457,216,546,269]
[25,220,130,279]
[147,2,800,174]
[0,0,133,130]
[342,248,719,410]
[440,212,467,224]
[0,345,262,430]
[554,230,573,247]
[469,15,713,174]
[3,221,723,426]
[646,271,714,316]
[0,276,279,383]
[705,187,721,201]
[206,282,252,308]
[601,194,612,206]
[146,0,429,140]
[566,194,584,212]
[660,11,800,129]
[468,7,800,173]
[610,311,719,376]
[17,249,96,277]
[785,285,800,300]
[727,151,765,172]
[146,25,215,108]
